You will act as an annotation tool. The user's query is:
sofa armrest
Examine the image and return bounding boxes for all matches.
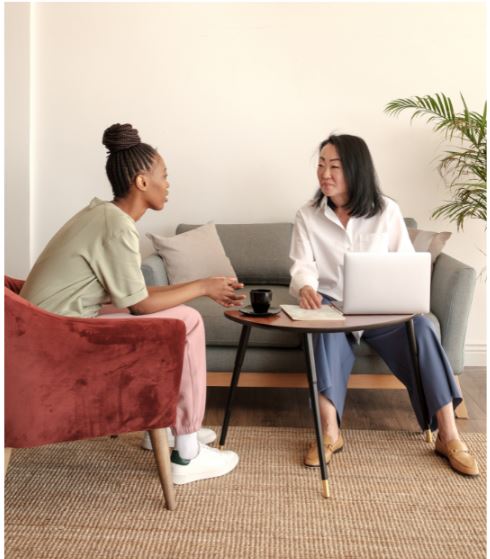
[142,253,169,286]
[430,253,476,374]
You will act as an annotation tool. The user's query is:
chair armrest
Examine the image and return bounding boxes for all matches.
[142,253,169,286]
[5,301,186,447]
[430,253,476,374]
[5,277,25,293]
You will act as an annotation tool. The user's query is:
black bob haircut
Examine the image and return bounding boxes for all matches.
[313,134,385,218]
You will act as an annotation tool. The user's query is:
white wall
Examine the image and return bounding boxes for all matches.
[6,2,486,362]
[5,3,31,278]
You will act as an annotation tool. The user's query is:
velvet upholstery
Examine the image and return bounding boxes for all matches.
[5,276,186,449]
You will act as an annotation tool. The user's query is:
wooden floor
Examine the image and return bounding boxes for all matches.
[204,366,486,433]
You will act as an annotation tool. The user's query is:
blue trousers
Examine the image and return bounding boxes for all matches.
[314,296,462,431]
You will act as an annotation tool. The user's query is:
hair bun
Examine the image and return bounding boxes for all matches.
[102,123,141,153]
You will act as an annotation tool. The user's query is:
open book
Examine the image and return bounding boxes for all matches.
[280,304,345,321]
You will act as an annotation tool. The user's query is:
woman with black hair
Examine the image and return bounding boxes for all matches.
[289,134,478,476]
[21,123,244,485]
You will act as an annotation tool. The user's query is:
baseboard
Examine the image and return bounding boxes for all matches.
[464,343,487,367]
[207,372,405,389]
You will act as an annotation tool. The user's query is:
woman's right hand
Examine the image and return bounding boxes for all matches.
[202,277,246,307]
[299,286,323,309]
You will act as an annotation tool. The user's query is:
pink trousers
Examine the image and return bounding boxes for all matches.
[99,305,207,435]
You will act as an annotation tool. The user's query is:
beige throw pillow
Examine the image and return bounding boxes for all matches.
[407,228,451,264]
[147,223,236,284]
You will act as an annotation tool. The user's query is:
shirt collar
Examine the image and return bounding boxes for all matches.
[320,195,356,232]
[321,197,343,227]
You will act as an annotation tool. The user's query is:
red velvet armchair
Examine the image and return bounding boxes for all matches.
[5,276,186,510]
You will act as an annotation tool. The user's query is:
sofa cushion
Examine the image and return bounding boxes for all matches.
[206,346,307,372]
[147,224,236,284]
[185,285,302,349]
[177,223,294,286]
[408,228,451,265]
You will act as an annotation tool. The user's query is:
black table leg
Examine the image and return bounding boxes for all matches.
[219,324,252,448]
[304,333,330,498]
[405,318,432,443]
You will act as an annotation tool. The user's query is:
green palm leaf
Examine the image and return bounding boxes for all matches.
[385,93,487,230]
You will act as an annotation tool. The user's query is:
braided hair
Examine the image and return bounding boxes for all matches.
[102,123,158,198]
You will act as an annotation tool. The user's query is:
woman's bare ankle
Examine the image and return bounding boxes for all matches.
[319,395,340,442]
[322,425,340,441]
[437,430,460,444]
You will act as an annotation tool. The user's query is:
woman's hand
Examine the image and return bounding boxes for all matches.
[203,277,246,307]
[299,286,323,309]
[131,277,245,314]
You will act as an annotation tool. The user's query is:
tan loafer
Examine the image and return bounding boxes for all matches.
[435,436,479,476]
[304,433,344,467]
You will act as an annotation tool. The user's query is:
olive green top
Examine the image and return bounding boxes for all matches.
[21,198,148,317]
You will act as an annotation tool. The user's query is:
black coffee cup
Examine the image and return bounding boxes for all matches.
[250,289,272,314]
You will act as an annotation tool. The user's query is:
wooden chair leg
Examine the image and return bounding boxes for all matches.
[149,428,176,510]
[454,376,470,419]
[5,448,12,476]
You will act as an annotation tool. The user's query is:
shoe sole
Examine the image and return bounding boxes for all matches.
[172,454,239,485]
[435,449,479,476]
[304,446,343,468]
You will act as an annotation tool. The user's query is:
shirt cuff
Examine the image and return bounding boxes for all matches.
[290,275,319,299]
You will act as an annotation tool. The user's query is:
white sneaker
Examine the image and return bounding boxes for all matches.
[141,427,217,450]
[171,443,239,485]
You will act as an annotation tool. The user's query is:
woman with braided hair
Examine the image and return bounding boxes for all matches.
[21,123,244,484]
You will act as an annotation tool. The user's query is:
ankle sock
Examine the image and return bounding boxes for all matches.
[174,432,199,460]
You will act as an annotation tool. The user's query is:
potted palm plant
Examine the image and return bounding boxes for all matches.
[384,93,486,230]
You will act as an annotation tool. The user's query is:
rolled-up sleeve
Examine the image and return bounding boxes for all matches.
[289,210,320,299]
[94,228,149,308]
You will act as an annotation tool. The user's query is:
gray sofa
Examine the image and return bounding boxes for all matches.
[142,222,476,414]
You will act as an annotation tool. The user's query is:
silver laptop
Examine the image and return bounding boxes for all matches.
[337,252,431,315]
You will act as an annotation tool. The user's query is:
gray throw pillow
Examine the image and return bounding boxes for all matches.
[407,228,452,264]
[147,224,236,284]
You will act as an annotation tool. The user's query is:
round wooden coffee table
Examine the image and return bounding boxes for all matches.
[220,309,430,499]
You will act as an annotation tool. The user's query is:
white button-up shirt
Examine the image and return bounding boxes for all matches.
[289,195,414,301]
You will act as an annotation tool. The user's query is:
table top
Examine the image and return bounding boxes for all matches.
[224,309,415,333]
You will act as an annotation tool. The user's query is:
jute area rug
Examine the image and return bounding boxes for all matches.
[5,428,486,559]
